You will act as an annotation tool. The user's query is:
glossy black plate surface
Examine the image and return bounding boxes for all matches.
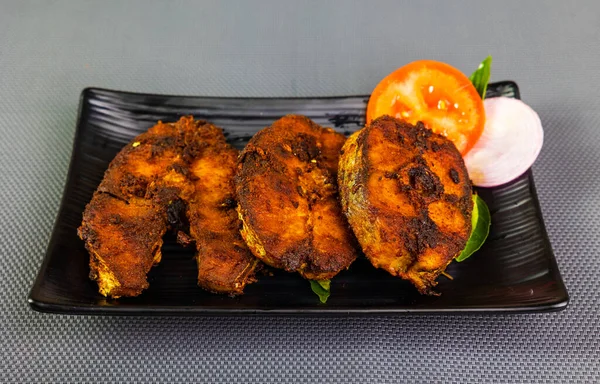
[29,81,569,315]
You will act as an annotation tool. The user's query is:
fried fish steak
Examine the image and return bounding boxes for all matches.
[338,115,473,295]
[186,123,259,295]
[78,120,193,298]
[235,115,358,280]
[78,116,258,298]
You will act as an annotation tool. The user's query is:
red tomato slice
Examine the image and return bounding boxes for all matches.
[366,60,485,155]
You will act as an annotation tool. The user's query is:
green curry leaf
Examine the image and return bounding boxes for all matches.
[309,280,331,304]
[469,56,492,100]
[456,194,491,262]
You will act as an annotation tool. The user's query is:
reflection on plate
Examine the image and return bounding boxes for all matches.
[28,81,568,315]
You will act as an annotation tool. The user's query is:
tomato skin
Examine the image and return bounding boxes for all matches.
[366,60,485,155]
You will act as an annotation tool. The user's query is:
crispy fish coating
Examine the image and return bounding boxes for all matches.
[78,117,258,298]
[235,115,358,280]
[78,194,167,297]
[186,123,259,295]
[338,116,473,295]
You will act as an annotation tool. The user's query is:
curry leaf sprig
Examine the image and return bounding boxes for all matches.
[469,56,492,100]
[309,280,331,303]
[457,194,491,262]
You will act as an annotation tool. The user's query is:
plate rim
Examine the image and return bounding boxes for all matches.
[28,81,570,316]
[79,79,520,101]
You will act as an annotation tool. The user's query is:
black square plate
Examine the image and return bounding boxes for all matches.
[29,81,569,315]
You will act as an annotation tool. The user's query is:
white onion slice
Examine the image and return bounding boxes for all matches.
[464,97,543,187]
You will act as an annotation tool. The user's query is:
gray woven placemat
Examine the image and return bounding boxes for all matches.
[1,1,598,382]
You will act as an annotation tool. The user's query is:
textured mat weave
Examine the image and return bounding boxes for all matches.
[1,0,599,382]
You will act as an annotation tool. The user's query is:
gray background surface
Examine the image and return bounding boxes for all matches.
[1,0,598,382]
